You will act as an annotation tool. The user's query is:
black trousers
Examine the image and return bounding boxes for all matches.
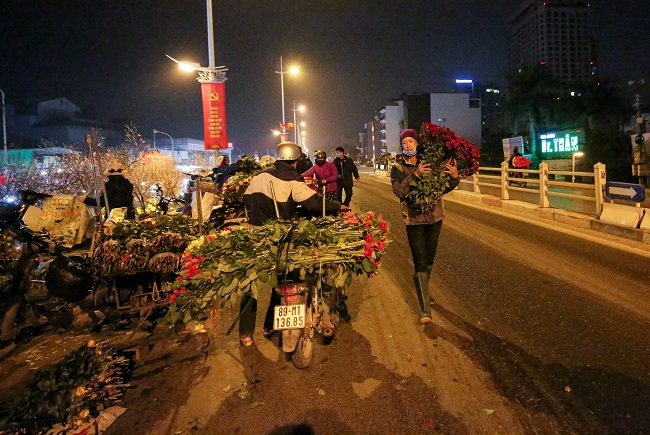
[336,185,353,206]
[239,290,281,337]
[405,221,443,273]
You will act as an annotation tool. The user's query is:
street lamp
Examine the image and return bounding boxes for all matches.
[289,101,305,144]
[153,129,174,155]
[0,89,7,165]
[297,121,306,149]
[275,56,299,140]
[572,151,584,182]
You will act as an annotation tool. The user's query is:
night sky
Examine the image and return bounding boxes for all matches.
[1,0,649,155]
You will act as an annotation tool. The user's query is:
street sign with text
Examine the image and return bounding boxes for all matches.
[605,181,645,202]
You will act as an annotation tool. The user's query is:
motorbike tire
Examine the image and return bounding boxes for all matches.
[291,333,313,369]
[46,256,94,302]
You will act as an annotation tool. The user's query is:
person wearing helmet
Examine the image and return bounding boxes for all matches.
[239,141,346,346]
[301,150,338,200]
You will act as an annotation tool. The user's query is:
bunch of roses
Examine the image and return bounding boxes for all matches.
[409,122,480,213]
[163,212,390,330]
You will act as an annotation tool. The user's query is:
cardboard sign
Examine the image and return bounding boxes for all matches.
[37,194,91,246]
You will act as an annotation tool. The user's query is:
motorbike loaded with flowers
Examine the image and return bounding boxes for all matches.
[165,208,390,368]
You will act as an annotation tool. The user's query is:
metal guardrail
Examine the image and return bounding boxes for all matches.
[460,161,606,217]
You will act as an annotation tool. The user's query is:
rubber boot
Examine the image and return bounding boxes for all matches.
[413,272,432,324]
[425,266,435,305]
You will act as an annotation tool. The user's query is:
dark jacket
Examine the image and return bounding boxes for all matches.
[84,175,136,219]
[243,161,340,226]
[295,154,313,174]
[334,155,359,188]
[390,160,459,225]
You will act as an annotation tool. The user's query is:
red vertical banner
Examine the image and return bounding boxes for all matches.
[201,82,228,150]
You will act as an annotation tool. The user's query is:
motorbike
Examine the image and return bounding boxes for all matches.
[272,268,349,368]
[508,155,532,187]
[0,191,94,345]
[152,183,186,215]
[270,183,349,369]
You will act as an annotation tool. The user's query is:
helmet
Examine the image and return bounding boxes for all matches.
[276,141,301,161]
[314,150,327,160]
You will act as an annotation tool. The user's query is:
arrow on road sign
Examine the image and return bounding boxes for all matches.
[606,181,646,202]
[609,186,638,197]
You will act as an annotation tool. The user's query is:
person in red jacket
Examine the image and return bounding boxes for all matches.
[301,150,339,200]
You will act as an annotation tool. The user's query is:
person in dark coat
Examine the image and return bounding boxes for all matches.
[239,141,345,347]
[391,129,459,324]
[333,146,360,206]
[295,152,313,174]
[84,163,136,219]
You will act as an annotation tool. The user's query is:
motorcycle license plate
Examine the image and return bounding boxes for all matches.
[273,304,306,330]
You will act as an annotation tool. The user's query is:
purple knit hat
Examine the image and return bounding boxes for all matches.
[399,129,418,141]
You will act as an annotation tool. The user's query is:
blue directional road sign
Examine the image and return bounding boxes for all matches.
[606,181,646,202]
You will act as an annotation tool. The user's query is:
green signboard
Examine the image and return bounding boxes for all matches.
[539,129,583,158]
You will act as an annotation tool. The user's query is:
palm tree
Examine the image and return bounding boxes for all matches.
[504,66,560,163]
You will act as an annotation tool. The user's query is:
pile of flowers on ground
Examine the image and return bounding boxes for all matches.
[0,340,131,434]
[409,122,481,213]
[92,214,198,275]
[164,211,390,330]
[0,232,21,288]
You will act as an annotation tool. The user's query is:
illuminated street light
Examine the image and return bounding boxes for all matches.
[290,101,306,145]
[153,129,174,156]
[275,56,300,140]
[572,151,584,182]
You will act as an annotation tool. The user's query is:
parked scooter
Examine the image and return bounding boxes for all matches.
[0,191,94,345]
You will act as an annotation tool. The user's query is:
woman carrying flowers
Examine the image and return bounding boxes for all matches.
[390,128,459,324]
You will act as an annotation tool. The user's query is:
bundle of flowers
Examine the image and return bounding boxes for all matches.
[92,214,198,274]
[0,232,21,288]
[164,211,390,330]
[220,171,254,204]
[409,122,481,213]
[219,158,262,204]
[0,340,131,434]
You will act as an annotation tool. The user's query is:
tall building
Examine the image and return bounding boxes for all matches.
[509,0,596,93]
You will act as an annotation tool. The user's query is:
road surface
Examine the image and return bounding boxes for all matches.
[97,174,650,434]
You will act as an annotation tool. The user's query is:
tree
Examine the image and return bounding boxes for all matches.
[504,66,560,163]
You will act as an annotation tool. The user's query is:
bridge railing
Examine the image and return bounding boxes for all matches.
[460,161,606,217]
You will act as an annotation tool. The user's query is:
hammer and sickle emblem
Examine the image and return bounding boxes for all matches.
[210,92,219,101]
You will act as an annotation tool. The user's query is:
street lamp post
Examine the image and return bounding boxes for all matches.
[0,89,7,166]
[290,101,305,145]
[275,57,299,141]
[572,151,584,182]
[153,129,174,156]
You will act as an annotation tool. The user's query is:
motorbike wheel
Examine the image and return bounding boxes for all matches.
[291,333,313,369]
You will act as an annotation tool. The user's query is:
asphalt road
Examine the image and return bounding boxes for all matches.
[100,174,650,434]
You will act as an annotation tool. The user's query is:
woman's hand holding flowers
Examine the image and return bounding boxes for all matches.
[444,158,459,179]
[415,162,431,177]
